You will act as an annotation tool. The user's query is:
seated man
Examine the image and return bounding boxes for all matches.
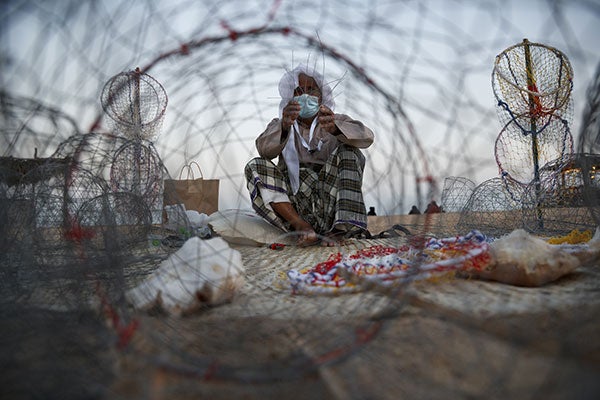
[244,64,374,246]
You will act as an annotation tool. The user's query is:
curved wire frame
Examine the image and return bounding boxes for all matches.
[492,40,574,130]
[101,69,168,140]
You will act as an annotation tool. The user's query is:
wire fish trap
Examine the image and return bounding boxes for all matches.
[457,177,526,236]
[101,68,168,140]
[494,114,573,185]
[440,176,476,213]
[492,39,574,130]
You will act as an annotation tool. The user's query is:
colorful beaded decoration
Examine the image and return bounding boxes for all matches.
[287,230,492,294]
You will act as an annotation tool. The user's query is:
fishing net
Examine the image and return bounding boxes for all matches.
[492,40,574,131]
[493,40,574,188]
[457,177,525,236]
[101,68,168,141]
[440,176,476,213]
[521,169,598,234]
[494,114,574,184]
[577,64,600,227]
[461,38,598,237]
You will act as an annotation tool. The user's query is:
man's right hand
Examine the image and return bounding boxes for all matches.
[281,100,301,131]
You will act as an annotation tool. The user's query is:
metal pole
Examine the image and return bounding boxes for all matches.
[523,39,543,229]
[133,68,142,195]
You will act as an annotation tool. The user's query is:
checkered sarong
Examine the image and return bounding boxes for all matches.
[245,144,367,234]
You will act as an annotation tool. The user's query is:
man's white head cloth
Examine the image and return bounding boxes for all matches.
[278,63,335,118]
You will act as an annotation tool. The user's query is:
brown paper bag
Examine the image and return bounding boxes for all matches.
[163,161,219,215]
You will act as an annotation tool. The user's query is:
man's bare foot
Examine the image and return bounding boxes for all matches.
[292,219,320,247]
[270,202,320,247]
[321,235,337,247]
[322,229,346,247]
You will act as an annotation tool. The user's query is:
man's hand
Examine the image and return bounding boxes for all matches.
[318,105,339,134]
[281,100,300,131]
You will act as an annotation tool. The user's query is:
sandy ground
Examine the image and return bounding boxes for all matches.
[108,228,600,400]
[3,215,600,399]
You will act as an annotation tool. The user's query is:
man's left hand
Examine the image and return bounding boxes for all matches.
[318,105,339,135]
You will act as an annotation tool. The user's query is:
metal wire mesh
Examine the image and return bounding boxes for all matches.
[492,40,574,130]
[1,1,600,399]
[101,69,168,141]
[457,177,525,236]
[440,176,476,213]
[494,114,574,184]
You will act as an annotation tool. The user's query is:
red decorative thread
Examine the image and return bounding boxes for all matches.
[63,220,96,243]
[220,20,239,41]
[313,252,342,275]
[203,361,219,380]
[117,319,140,349]
[266,0,283,23]
[97,283,139,349]
[527,82,546,117]
[417,175,435,183]
[269,243,285,250]
[314,321,382,365]
[349,245,399,259]
[300,237,491,289]
[89,120,101,132]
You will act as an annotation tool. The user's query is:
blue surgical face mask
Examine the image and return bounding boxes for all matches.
[294,94,320,118]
